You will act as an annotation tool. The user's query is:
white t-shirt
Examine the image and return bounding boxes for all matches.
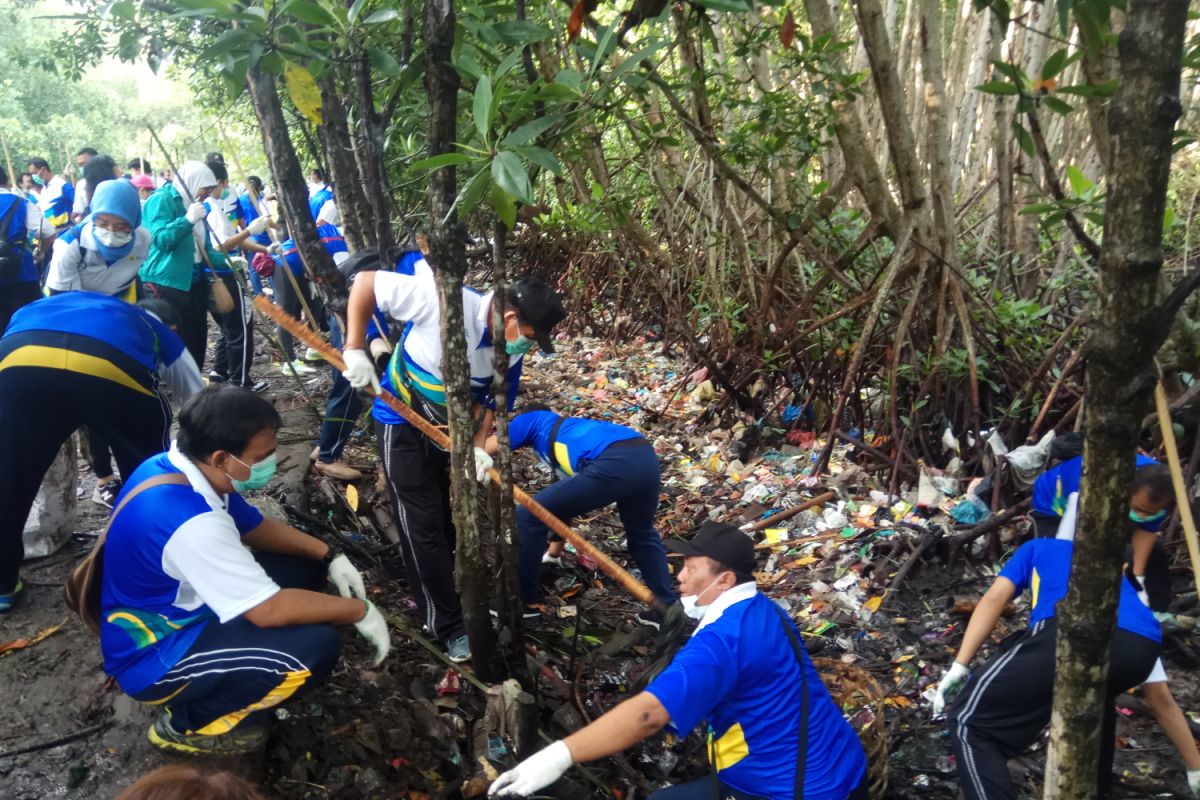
[44,224,151,296]
[316,199,339,227]
[72,178,90,216]
[0,188,55,239]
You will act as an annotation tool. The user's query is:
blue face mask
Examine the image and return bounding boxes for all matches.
[1129,507,1167,527]
[227,452,277,492]
[506,335,533,356]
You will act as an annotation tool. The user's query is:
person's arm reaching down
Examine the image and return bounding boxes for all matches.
[932,576,1016,715]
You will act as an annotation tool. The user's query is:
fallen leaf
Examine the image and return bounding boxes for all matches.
[568,0,585,41]
[346,483,359,512]
[780,10,796,49]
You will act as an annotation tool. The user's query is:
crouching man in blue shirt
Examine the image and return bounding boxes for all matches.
[489,522,869,800]
[100,385,391,756]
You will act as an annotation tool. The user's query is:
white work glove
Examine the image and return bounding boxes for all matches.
[369,337,393,361]
[268,242,283,255]
[246,215,271,235]
[185,202,207,224]
[327,553,366,600]
[474,447,494,483]
[342,348,381,393]
[354,600,391,666]
[932,661,970,717]
[1133,574,1151,608]
[489,740,573,797]
[1187,767,1200,797]
[228,256,248,272]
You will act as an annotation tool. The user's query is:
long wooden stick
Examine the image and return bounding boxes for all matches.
[743,491,836,532]
[1154,381,1200,594]
[254,296,658,607]
[0,131,14,190]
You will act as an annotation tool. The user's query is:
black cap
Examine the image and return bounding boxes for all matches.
[665,521,756,576]
[510,276,566,354]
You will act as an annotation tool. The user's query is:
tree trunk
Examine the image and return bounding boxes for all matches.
[245,67,344,298]
[354,56,397,255]
[318,69,374,251]
[1042,2,1190,797]
[424,0,504,683]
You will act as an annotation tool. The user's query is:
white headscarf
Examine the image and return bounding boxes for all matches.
[173,161,217,262]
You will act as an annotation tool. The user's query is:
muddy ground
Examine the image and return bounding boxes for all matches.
[1,331,1196,799]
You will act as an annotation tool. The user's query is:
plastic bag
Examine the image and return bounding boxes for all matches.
[23,440,77,559]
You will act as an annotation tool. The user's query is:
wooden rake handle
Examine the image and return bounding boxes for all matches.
[253,296,658,607]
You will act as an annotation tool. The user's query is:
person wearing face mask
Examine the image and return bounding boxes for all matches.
[26,157,76,239]
[0,294,204,614]
[480,404,675,626]
[98,385,390,755]
[1031,455,1174,610]
[490,522,869,799]
[0,167,56,331]
[341,259,565,663]
[140,160,226,368]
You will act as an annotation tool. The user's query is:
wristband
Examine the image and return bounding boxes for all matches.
[322,547,342,568]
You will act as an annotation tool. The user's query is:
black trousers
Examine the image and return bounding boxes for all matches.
[376,420,462,642]
[273,270,313,362]
[0,332,172,590]
[144,281,209,369]
[948,618,1159,800]
[210,272,254,386]
[87,426,115,480]
[0,281,41,333]
[131,553,341,734]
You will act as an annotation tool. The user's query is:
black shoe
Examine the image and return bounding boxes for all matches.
[635,608,663,629]
[207,371,227,384]
[249,379,269,393]
[91,479,122,509]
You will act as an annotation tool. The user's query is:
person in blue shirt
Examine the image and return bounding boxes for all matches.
[483,405,675,624]
[0,293,204,613]
[490,522,869,799]
[100,385,389,755]
[0,167,57,332]
[272,223,347,372]
[933,536,1162,800]
[1031,455,1174,609]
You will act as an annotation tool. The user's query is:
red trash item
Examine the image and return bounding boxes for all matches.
[786,429,816,449]
[436,667,461,697]
[252,251,275,278]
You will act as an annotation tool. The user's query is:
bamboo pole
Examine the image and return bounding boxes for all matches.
[0,132,14,189]
[253,295,659,607]
[1154,381,1200,594]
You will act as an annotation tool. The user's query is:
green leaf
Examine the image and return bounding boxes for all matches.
[474,75,493,140]
[410,152,472,171]
[491,181,517,229]
[1019,202,1058,215]
[363,8,400,24]
[347,0,367,24]
[1041,95,1074,115]
[992,60,1024,83]
[491,150,533,204]
[1041,48,1069,80]
[285,0,336,26]
[1012,121,1035,157]
[1066,165,1093,197]
[502,115,561,147]
[693,0,753,11]
[978,81,1019,95]
[1055,83,1098,97]
[493,20,551,44]
[458,167,491,217]
[369,46,403,78]
[512,144,563,176]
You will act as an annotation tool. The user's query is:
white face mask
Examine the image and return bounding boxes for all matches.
[680,575,724,620]
[94,227,133,248]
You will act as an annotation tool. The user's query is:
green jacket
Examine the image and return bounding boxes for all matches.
[138,183,224,291]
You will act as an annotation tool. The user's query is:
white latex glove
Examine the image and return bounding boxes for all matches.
[369,337,393,361]
[354,600,390,666]
[327,554,366,600]
[185,202,207,224]
[474,447,493,483]
[489,740,573,797]
[1187,767,1200,797]
[342,348,380,393]
[932,661,970,716]
[246,215,270,235]
[1134,575,1151,608]
[268,242,283,255]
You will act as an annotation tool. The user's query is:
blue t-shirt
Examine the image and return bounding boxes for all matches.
[237,193,272,247]
[1033,455,1162,529]
[646,593,867,800]
[277,224,346,277]
[998,538,1161,643]
[508,411,643,476]
[3,292,185,373]
[100,452,267,694]
[309,187,333,221]
[0,194,36,284]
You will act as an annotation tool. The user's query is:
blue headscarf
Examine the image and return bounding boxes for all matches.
[87,179,141,263]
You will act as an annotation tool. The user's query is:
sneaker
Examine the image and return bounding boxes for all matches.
[249,379,269,393]
[303,347,324,363]
[445,634,472,663]
[147,711,267,756]
[635,608,663,630]
[279,359,316,376]
[0,580,23,613]
[92,479,122,509]
[489,604,544,624]
[207,371,227,384]
[314,459,364,481]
